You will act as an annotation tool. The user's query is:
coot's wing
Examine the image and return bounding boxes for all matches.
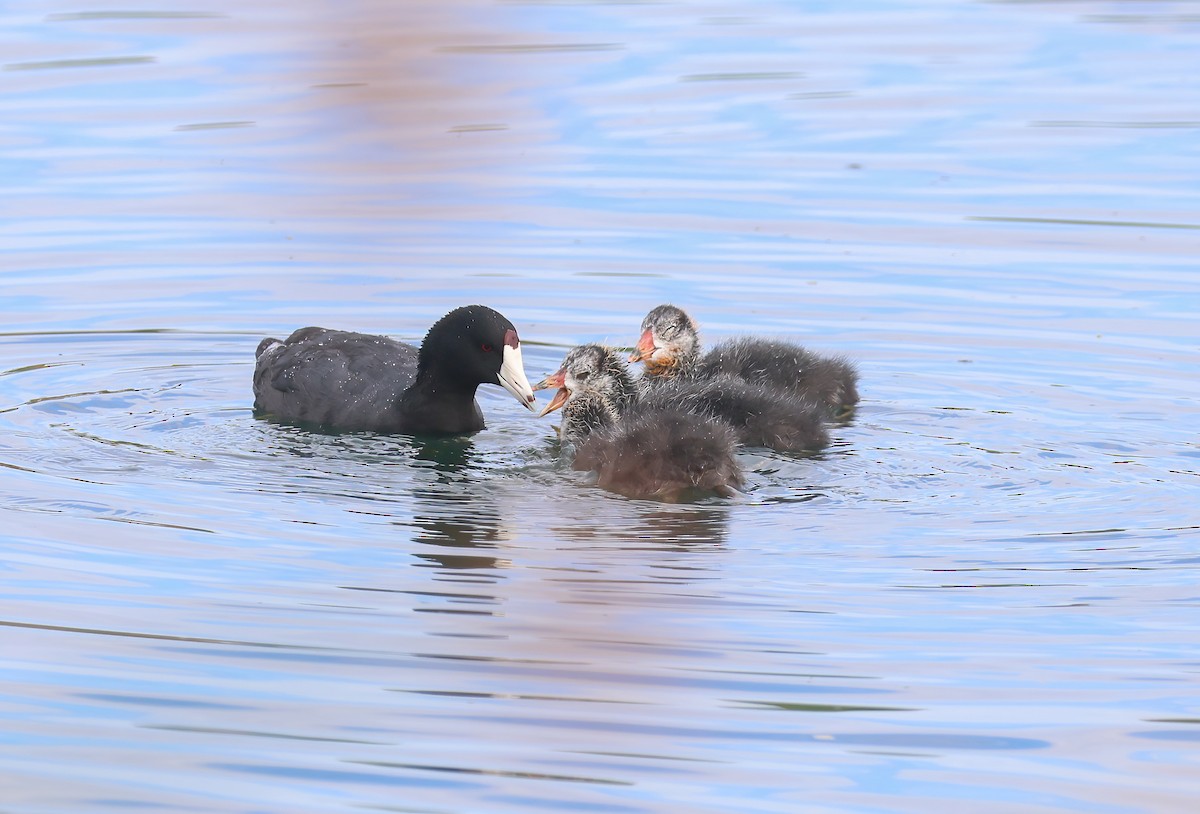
[253,328,419,430]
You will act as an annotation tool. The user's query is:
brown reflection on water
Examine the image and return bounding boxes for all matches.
[290,0,560,171]
[409,483,510,573]
[277,0,636,229]
[5,0,618,226]
[549,504,732,550]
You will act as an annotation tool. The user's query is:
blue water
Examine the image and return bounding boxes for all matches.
[2,1,1199,812]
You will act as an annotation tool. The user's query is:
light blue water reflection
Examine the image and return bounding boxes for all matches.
[2,1,1199,812]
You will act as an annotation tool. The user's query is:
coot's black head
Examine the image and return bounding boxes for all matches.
[418,305,536,410]
[628,304,700,375]
[533,344,633,418]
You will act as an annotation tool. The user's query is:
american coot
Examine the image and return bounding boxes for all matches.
[630,304,859,415]
[253,305,536,434]
[536,344,743,500]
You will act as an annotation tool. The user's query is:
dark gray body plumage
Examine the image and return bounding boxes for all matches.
[253,327,482,434]
[574,408,744,501]
[696,337,859,416]
[643,373,830,452]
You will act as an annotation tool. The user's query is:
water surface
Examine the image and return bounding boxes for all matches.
[2,1,1199,812]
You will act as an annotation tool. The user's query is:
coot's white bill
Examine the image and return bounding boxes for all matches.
[499,343,537,411]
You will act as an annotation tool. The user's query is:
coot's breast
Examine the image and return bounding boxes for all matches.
[253,328,420,431]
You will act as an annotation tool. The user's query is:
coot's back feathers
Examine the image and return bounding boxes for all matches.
[254,328,420,431]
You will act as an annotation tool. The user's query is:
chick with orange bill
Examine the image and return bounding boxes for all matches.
[534,344,636,445]
[535,344,743,501]
[630,304,859,416]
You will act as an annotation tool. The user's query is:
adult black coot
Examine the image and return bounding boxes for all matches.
[253,305,537,434]
[536,344,743,500]
[629,304,859,415]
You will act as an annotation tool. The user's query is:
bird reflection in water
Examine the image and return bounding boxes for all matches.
[637,506,730,550]
[552,504,731,551]
[405,435,509,572]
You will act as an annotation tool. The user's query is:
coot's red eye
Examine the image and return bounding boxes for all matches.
[480,343,494,352]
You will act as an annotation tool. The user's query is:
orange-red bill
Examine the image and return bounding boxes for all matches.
[533,369,565,392]
[539,387,570,417]
[628,329,656,363]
